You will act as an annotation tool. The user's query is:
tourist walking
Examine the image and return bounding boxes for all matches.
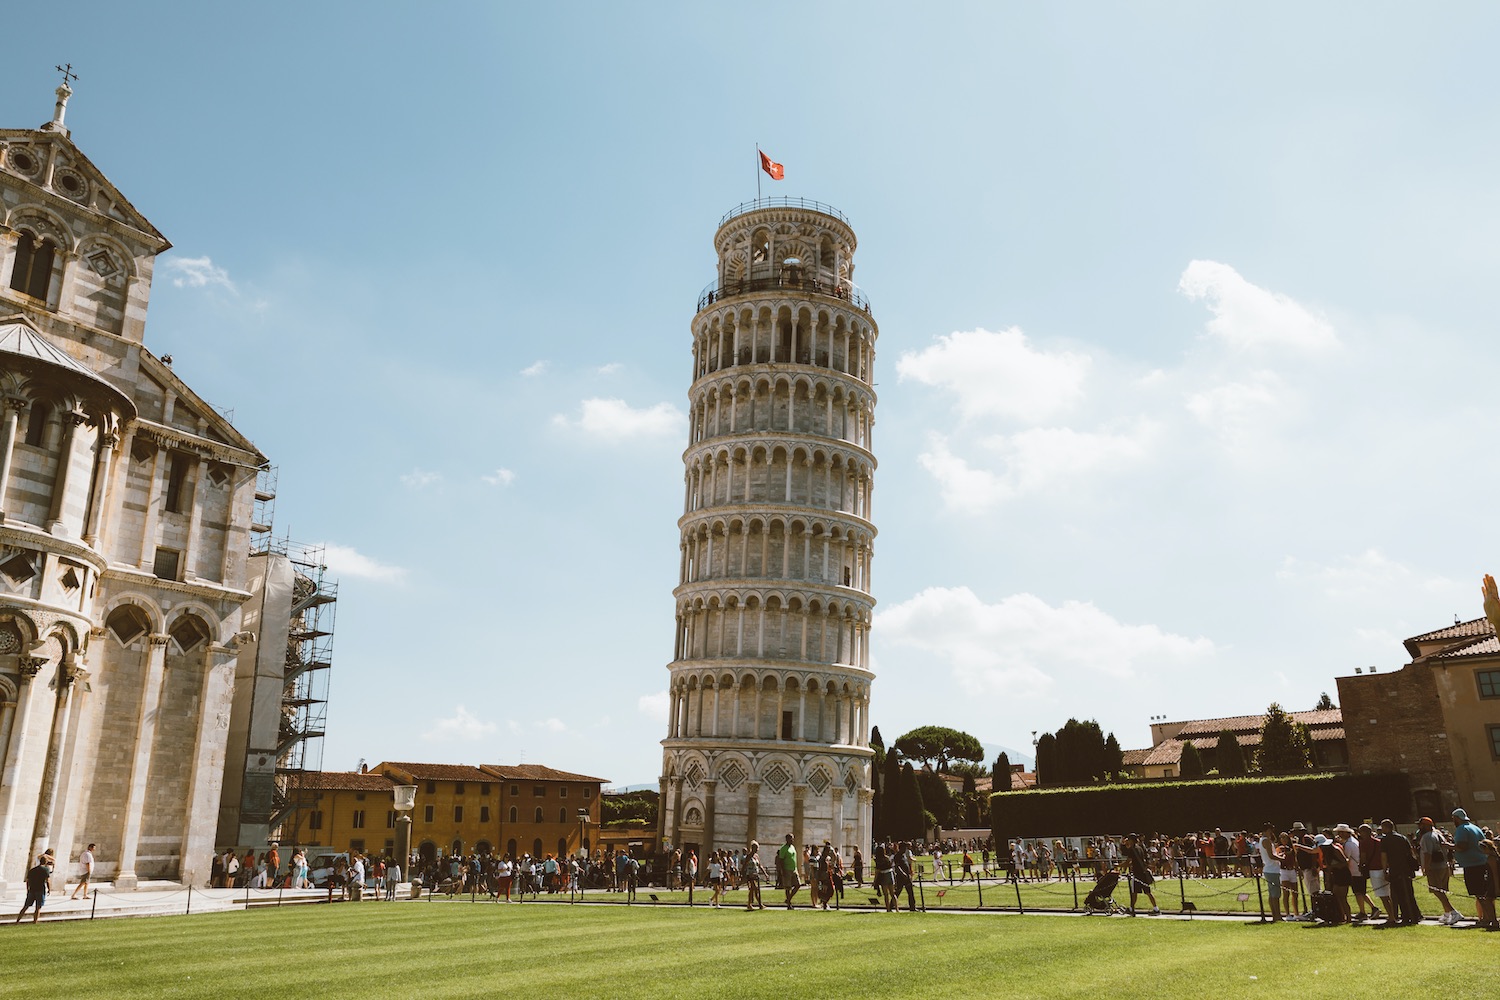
[16,853,53,923]
[742,840,765,910]
[777,834,801,909]
[1453,808,1496,929]
[69,843,95,900]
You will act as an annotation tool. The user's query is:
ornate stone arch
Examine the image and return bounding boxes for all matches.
[6,205,74,252]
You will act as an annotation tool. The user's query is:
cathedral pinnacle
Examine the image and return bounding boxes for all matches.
[41,64,78,136]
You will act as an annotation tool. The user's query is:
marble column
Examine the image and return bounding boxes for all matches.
[0,399,27,521]
[703,779,718,854]
[179,642,239,886]
[0,656,46,888]
[115,633,170,889]
[45,411,87,535]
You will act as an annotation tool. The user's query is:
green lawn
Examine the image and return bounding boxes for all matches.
[558,871,1452,918]
[1,898,1490,999]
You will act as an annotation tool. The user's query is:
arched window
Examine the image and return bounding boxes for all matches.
[534,807,543,823]
[23,402,48,448]
[169,613,211,652]
[532,838,543,858]
[475,840,491,857]
[506,838,517,858]
[106,605,151,644]
[559,808,567,824]
[451,838,463,856]
[9,231,57,301]
[557,837,568,858]
[508,806,518,823]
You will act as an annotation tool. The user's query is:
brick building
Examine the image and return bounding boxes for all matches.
[1337,617,1500,827]
[1130,709,1347,779]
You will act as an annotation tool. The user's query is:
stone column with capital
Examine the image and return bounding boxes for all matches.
[28,659,82,878]
[0,398,28,521]
[179,642,238,887]
[0,656,47,889]
[45,411,88,535]
[115,633,171,889]
[703,779,718,854]
[81,428,118,546]
[41,661,92,890]
[746,781,760,849]
[792,785,806,851]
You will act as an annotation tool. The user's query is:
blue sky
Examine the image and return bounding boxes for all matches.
[9,2,1500,784]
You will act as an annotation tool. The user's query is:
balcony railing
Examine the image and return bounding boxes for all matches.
[698,272,870,313]
[718,197,851,229]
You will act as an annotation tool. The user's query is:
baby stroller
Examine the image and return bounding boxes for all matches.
[1084,871,1124,914]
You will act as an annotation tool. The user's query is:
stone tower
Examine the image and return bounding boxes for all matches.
[659,198,877,862]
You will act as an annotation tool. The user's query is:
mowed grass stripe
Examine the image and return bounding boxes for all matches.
[1,901,1489,999]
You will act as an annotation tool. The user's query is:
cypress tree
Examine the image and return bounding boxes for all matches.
[992,751,1012,793]
[1217,729,1247,776]
[1035,733,1057,787]
[1179,740,1204,778]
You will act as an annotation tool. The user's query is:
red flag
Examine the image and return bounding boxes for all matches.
[759,150,784,180]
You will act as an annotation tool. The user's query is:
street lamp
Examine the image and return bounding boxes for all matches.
[393,784,417,882]
[577,807,591,898]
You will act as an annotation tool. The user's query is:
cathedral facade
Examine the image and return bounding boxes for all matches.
[658,199,877,860]
[0,82,278,889]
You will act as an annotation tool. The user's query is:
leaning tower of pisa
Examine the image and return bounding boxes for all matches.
[658,198,877,862]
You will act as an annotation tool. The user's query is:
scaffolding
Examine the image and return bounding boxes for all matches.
[261,536,337,841]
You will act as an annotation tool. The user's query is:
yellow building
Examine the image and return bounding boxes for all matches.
[484,763,606,861]
[282,761,609,862]
[282,770,397,855]
[377,762,501,861]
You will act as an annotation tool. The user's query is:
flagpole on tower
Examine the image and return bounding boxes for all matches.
[756,144,761,201]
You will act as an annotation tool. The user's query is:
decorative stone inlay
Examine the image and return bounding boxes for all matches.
[0,620,21,654]
[762,761,791,794]
[844,769,859,794]
[684,760,703,790]
[808,767,831,796]
[53,167,88,203]
[720,759,746,791]
[6,145,41,179]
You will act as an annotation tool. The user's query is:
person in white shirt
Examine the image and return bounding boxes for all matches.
[70,844,96,900]
[349,855,366,901]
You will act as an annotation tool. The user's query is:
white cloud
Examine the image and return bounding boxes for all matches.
[552,398,684,441]
[521,360,549,377]
[897,327,1091,423]
[538,717,567,733]
[877,586,1215,699]
[422,706,497,742]
[482,468,516,487]
[400,469,441,489]
[1277,549,1457,602]
[1184,372,1288,451]
[637,690,669,721]
[1178,260,1338,353]
[596,362,623,375]
[303,542,406,583]
[918,421,1157,512]
[162,255,235,291]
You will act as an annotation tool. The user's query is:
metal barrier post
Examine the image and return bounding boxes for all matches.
[93,890,101,920]
[917,873,926,911]
[278,885,284,907]
[1254,873,1266,924]
[977,874,984,908]
[1071,867,1079,911]
[1179,872,1187,911]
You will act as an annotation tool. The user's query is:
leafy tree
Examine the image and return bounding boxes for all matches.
[1315,692,1336,711]
[1216,729,1247,776]
[1035,733,1057,787]
[917,767,957,827]
[1179,740,1204,779]
[992,751,1013,793]
[960,772,984,827]
[947,760,986,778]
[601,790,659,826]
[1036,719,1121,786]
[1255,702,1313,773]
[1103,734,1123,779]
[892,726,985,772]
[894,762,926,840]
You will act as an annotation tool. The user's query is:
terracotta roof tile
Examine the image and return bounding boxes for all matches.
[483,764,608,783]
[1121,748,1153,766]
[375,762,494,782]
[1407,618,1494,644]
[1433,635,1500,659]
[1173,709,1342,737]
[287,771,395,792]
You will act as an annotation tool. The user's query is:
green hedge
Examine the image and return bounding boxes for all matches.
[991,772,1410,845]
